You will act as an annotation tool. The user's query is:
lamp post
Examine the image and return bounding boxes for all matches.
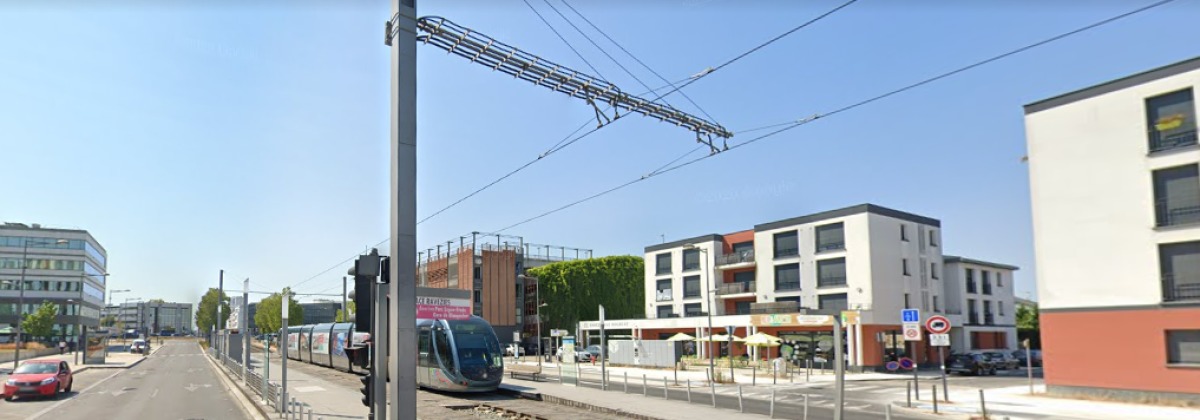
[9,238,68,371]
[124,297,142,347]
[684,244,716,389]
[107,289,130,308]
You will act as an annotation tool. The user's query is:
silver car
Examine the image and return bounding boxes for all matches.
[981,351,1019,370]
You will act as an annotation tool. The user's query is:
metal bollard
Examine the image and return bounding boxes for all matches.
[769,388,776,419]
[885,404,892,420]
[729,386,739,412]
[773,368,777,385]
[933,385,939,414]
[624,372,628,393]
[687,379,692,403]
[560,366,564,384]
[663,377,669,399]
[907,381,912,407]
[308,406,313,420]
[804,394,809,420]
[643,374,648,397]
[980,389,988,419]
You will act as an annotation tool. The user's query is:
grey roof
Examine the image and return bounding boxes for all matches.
[754,204,940,231]
[1024,55,1200,114]
[943,255,1019,271]
[644,234,722,253]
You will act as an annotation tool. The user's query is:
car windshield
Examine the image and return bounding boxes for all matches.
[14,363,57,374]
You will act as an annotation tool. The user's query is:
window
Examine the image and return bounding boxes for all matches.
[996,272,1003,287]
[818,293,848,313]
[1167,330,1200,364]
[931,262,939,279]
[655,279,673,302]
[1147,88,1197,153]
[902,259,910,276]
[900,224,909,242]
[734,301,752,315]
[775,296,800,303]
[982,271,992,295]
[773,231,798,258]
[684,303,703,317]
[998,301,1005,316]
[817,258,847,288]
[966,268,977,293]
[774,263,800,291]
[656,253,672,275]
[933,296,940,312]
[903,293,910,309]
[682,249,701,271]
[732,241,754,254]
[733,271,754,285]
[815,223,845,252]
[1159,241,1200,302]
[929,230,938,247]
[1154,165,1200,227]
[683,275,701,298]
[657,305,674,319]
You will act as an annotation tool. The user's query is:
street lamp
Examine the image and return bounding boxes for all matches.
[7,238,68,370]
[683,243,716,389]
[107,288,130,307]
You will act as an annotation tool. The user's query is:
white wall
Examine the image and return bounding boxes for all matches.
[644,238,721,318]
[865,214,943,325]
[1026,67,1200,310]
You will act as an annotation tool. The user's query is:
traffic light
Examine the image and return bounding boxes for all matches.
[360,365,373,407]
[350,249,380,334]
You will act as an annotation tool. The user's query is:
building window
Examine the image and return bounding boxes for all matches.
[818,293,848,313]
[1159,240,1200,302]
[655,279,672,302]
[967,299,977,324]
[996,272,1003,288]
[1154,164,1200,227]
[773,231,798,258]
[929,230,938,247]
[774,263,800,291]
[1147,88,1197,153]
[998,301,1005,316]
[775,296,801,303]
[817,258,847,288]
[1167,330,1200,364]
[902,259,910,276]
[933,296,940,312]
[684,303,703,317]
[683,275,701,298]
[982,271,992,295]
[657,305,673,319]
[983,301,994,325]
[682,249,701,271]
[903,293,910,309]
[732,241,754,254]
[966,268,977,293]
[734,301,752,315]
[656,253,672,275]
[815,223,845,252]
[931,262,939,279]
[900,224,909,242]
[733,270,754,285]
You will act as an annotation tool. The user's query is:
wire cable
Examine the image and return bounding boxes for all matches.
[521,0,609,81]
[493,0,1174,232]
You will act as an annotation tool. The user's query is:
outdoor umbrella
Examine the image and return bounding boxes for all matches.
[665,332,694,341]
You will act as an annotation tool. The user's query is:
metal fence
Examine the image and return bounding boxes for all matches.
[207,344,284,415]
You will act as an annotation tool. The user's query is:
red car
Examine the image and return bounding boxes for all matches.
[3,360,73,401]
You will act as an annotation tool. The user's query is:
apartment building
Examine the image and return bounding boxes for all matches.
[1025,56,1200,402]
[941,256,1018,351]
[0,223,107,344]
[111,300,193,336]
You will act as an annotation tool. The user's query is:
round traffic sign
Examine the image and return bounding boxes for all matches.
[925,315,952,334]
[904,328,919,339]
[898,357,915,370]
[885,361,900,371]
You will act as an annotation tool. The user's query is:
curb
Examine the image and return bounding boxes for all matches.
[199,343,272,420]
[890,400,978,419]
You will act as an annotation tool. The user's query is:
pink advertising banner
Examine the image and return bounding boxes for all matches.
[416,296,471,320]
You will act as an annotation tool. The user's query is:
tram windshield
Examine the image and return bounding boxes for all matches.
[452,323,503,369]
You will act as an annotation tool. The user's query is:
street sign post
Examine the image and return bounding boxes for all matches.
[901,309,920,323]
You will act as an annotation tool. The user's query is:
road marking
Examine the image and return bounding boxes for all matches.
[151,388,159,398]
[28,369,124,420]
[185,383,200,392]
[294,386,325,393]
[110,387,133,397]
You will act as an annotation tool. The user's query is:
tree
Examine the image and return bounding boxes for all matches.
[255,288,304,334]
[526,256,644,338]
[100,315,117,327]
[196,288,231,334]
[147,298,166,304]
[335,301,356,323]
[23,301,58,341]
[1016,304,1040,330]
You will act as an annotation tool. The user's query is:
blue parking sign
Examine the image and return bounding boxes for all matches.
[901,309,920,323]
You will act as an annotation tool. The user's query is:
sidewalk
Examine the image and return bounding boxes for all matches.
[894,384,1200,420]
[244,352,368,419]
[0,347,150,375]
[506,358,937,386]
[501,375,767,420]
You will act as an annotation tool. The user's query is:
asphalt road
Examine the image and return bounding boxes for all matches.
[1,340,255,420]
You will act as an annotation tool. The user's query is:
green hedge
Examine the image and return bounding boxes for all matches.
[529,255,644,335]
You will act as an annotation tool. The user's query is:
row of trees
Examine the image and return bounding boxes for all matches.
[196,287,304,335]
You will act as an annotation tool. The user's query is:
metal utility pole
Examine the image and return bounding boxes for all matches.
[242,278,250,385]
[342,276,348,322]
[599,305,606,390]
[373,282,388,418]
[833,315,845,420]
[217,270,224,354]
[386,0,418,418]
[281,290,289,416]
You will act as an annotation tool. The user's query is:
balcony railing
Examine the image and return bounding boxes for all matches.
[1162,274,1200,302]
[966,281,977,294]
[968,313,979,325]
[655,289,673,302]
[717,281,755,295]
[751,301,800,314]
[984,312,995,325]
[775,281,801,291]
[944,309,962,315]
[657,312,680,318]
[655,266,671,275]
[817,275,847,288]
[816,241,845,252]
[1155,196,1200,227]
[774,247,799,259]
[718,250,755,266]
[982,283,993,295]
[1149,128,1198,153]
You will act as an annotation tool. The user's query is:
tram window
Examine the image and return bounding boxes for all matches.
[418,328,432,367]
[434,327,456,371]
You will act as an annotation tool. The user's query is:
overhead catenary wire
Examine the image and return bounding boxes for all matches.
[492,0,1175,233]
[521,0,608,81]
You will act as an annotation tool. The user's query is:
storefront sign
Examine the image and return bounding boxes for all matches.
[416,296,471,320]
[751,314,834,327]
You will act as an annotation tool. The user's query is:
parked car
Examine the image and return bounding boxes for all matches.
[505,344,524,357]
[585,345,605,361]
[982,351,1020,370]
[2,360,74,401]
[946,353,995,376]
[131,339,149,354]
[1012,349,1043,367]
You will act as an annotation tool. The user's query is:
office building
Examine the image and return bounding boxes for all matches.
[0,222,107,344]
[112,301,193,336]
[1025,56,1200,402]
[299,300,342,325]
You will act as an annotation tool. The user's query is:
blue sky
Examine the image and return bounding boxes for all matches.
[1,0,1196,307]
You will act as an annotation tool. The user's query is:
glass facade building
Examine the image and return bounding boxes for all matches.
[0,223,108,344]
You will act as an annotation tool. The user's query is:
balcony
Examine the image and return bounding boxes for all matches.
[816,241,845,253]
[717,281,755,297]
[717,250,755,267]
[968,313,979,325]
[817,275,847,288]
[1156,196,1200,227]
[657,312,680,319]
[1149,128,1198,153]
[775,281,801,292]
[966,281,977,294]
[773,247,799,259]
[655,289,673,302]
[750,301,800,314]
[982,283,993,295]
[1162,275,1200,302]
[984,312,995,326]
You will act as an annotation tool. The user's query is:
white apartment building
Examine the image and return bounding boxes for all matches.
[1,223,107,345]
[941,256,1018,351]
[1025,56,1200,401]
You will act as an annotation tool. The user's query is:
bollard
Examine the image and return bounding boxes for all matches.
[624,372,628,393]
[932,385,939,414]
[560,366,564,384]
[308,406,314,420]
[643,374,647,397]
[753,367,756,386]
[674,362,678,384]
[663,377,669,399]
[773,368,777,385]
[906,381,912,408]
[769,388,776,419]
[980,389,988,419]
[803,394,809,420]
[885,404,892,420]
[729,386,739,412]
[687,379,692,403]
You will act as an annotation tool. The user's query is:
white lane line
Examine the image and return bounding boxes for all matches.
[151,388,159,398]
[28,369,125,420]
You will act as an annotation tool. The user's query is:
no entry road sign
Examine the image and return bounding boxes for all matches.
[925,315,951,334]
